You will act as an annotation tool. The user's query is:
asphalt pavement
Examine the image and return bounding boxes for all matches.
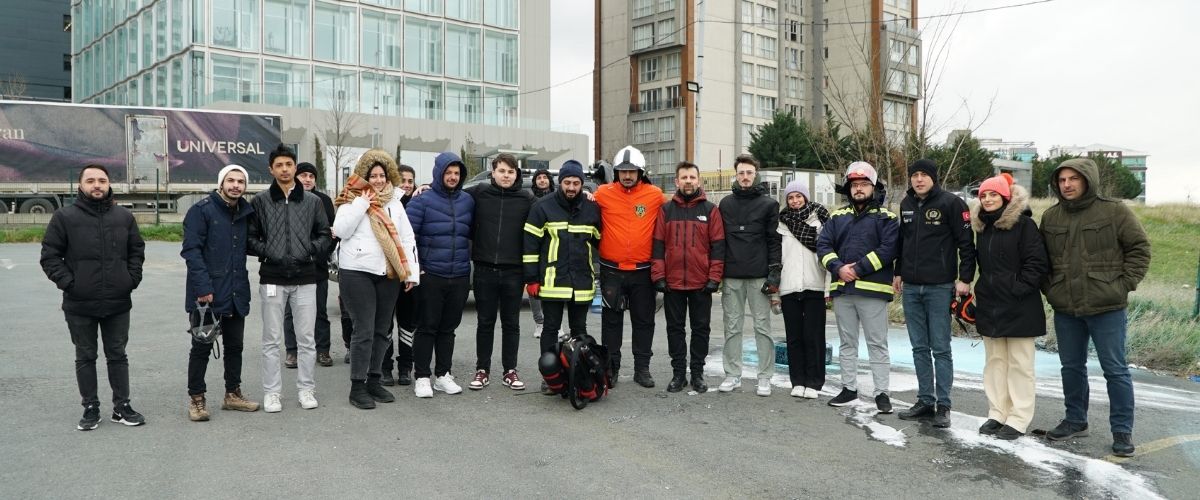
[1,242,1197,499]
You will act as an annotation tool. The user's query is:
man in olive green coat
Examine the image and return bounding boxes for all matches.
[1039,158,1150,458]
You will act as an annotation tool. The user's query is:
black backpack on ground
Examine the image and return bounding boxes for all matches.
[539,334,611,410]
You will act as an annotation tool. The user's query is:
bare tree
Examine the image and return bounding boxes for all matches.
[321,89,363,194]
[0,75,28,98]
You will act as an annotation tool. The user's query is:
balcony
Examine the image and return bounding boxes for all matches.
[630,97,684,114]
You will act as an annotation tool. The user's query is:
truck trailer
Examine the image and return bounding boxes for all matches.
[0,100,282,214]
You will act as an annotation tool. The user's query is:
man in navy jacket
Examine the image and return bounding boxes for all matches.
[181,165,261,421]
[406,152,474,397]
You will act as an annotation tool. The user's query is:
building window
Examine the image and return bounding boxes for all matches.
[314,2,356,63]
[665,84,680,105]
[212,0,259,51]
[484,0,518,29]
[171,0,186,52]
[405,18,443,75]
[446,24,482,80]
[889,40,904,63]
[758,35,776,59]
[633,24,654,50]
[638,88,661,111]
[657,18,676,45]
[265,0,309,57]
[406,0,442,15]
[363,0,400,7]
[787,76,799,98]
[663,52,680,79]
[786,48,799,69]
[362,10,402,68]
[63,54,72,71]
[887,70,904,93]
[63,14,72,31]
[908,45,919,66]
[192,0,205,51]
[171,57,184,107]
[741,62,753,85]
[633,119,656,144]
[190,51,206,106]
[823,47,829,60]
[484,30,518,84]
[758,5,776,26]
[742,123,755,149]
[403,78,442,119]
[740,1,754,23]
[789,20,798,41]
[658,117,675,142]
[264,60,310,108]
[659,0,676,13]
[741,31,754,56]
[633,0,654,19]
[658,149,675,170]
[141,10,153,70]
[445,83,482,123]
[485,87,517,126]
[362,72,403,115]
[211,54,259,103]
[757,65,776,89]
[757,95,776,118]
[447,0,482,22]
[313,66,358,110]
[639,56,660,83]
[907,72,920,96]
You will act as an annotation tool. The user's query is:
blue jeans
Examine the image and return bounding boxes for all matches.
[903,283,954,407]
[1054,309,1134,434]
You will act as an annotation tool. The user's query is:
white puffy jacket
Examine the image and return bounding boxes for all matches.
[777,220,828,296]
[333,196,420,284]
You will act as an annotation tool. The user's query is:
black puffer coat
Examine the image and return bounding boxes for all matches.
[466,172,535,266]
[40,190,146,317]
[972,185,1049,338]
[248,182,332,285]
[718,182,781,279]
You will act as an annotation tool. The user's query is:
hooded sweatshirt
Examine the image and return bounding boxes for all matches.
[530,169,555,198]
[1039,158,1150,316]
[406,152,475,278]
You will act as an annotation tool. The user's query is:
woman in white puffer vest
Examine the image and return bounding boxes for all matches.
[772,180,831,399]
[332,149,420,409]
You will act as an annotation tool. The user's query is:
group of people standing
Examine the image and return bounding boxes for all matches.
[40,144,1149,458]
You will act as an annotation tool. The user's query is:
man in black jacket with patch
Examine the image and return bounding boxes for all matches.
[248,145,332,413]
[464,153,536,391]
[41,164,147,431]
[894,159,976,427]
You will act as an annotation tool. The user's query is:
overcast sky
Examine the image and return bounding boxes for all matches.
[549,0,1200,204]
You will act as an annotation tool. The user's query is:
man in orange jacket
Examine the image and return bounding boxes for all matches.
[595,146,665,388]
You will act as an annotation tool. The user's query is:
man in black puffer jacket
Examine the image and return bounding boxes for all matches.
[247,145,332,412]
[41,164,146,431]
[464,153,536,391]
[716,154,781,396]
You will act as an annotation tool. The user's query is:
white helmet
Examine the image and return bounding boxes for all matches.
[612,146,647,173]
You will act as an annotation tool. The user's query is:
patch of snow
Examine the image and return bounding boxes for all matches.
[841,400,907,448]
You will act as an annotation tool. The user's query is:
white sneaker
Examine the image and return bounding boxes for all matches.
[718,377,741,392]
[263,392,282,413]
[298,389,318,409]
[557,329,568,341]
[414,378,433,398]
[790,386,805,398]
[756,379,772,397]
[434,373,463,394]
[533,324,543,339]
[804,387,819,399]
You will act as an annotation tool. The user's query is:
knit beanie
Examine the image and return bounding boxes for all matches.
[978,175,1012,200]
[783,179,810,202]
[218,164,249,186]
[909,159,938,185]
[558,160,585,184]
[296,162,318,177]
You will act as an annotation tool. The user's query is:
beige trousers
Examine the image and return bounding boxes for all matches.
[982,336,1037,433]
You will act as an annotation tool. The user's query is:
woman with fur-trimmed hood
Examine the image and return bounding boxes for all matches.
[332,149,420,409]
[970,175,1048,440]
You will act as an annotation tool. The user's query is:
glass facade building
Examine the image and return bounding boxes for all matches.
[71,0,523,126]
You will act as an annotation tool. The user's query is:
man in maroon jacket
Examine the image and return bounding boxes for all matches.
[651,161,726,393]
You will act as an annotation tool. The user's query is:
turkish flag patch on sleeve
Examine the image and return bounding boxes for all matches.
[961,211,971,222]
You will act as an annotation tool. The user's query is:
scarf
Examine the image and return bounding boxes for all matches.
[335,175,410,281]
[779,202,829,252]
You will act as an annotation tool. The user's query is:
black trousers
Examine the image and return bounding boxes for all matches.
[781,291,827,390]
[340,295,352,348]
[413,274,470,378]
[340,270,402,381]
[600,267,656,372]
[540,300,590,354]
[64,311,131,408]
[663,289,712,376]
[473,263,523,372]
[284,277,331,353]
[383,285,417,373]
[187,314,246,395]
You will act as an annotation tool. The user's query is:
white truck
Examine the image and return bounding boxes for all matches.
[0,100,282,214]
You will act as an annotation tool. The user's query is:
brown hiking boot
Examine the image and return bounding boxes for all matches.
[188,394,210,422]
[222,387,261,412]
[317,351,334,367]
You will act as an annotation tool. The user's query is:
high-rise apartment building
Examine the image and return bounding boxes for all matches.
[0,0,72,101]
[595,0,921,173]
[68,0,586,182]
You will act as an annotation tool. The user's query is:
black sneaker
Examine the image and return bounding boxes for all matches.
[397,369,413,386]
[381,371,396,387]
[931,405,951,428]
[898,401,935,421]
[1046,420,1089,441]
[995,424,1024,440]
[110,403,146,426]
[827,388,858,407]
[77,405,101,431]
[1112,432,1135,457]
[366,380,396,403]
[633,371,655,388]
[666,374,687,393]
[690,374,708,393]
[979,419,1003,435]
[349,380,375,410]
[875,393,893,414]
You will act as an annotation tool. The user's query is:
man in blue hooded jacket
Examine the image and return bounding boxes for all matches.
[181,165,261,421]
[406,152,475,398]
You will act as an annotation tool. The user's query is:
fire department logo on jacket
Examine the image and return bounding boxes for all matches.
[635,204,646,217]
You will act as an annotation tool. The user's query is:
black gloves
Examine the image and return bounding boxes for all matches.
[762,265,782,295]
[703,280,720,294]
[654,279,667,294]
